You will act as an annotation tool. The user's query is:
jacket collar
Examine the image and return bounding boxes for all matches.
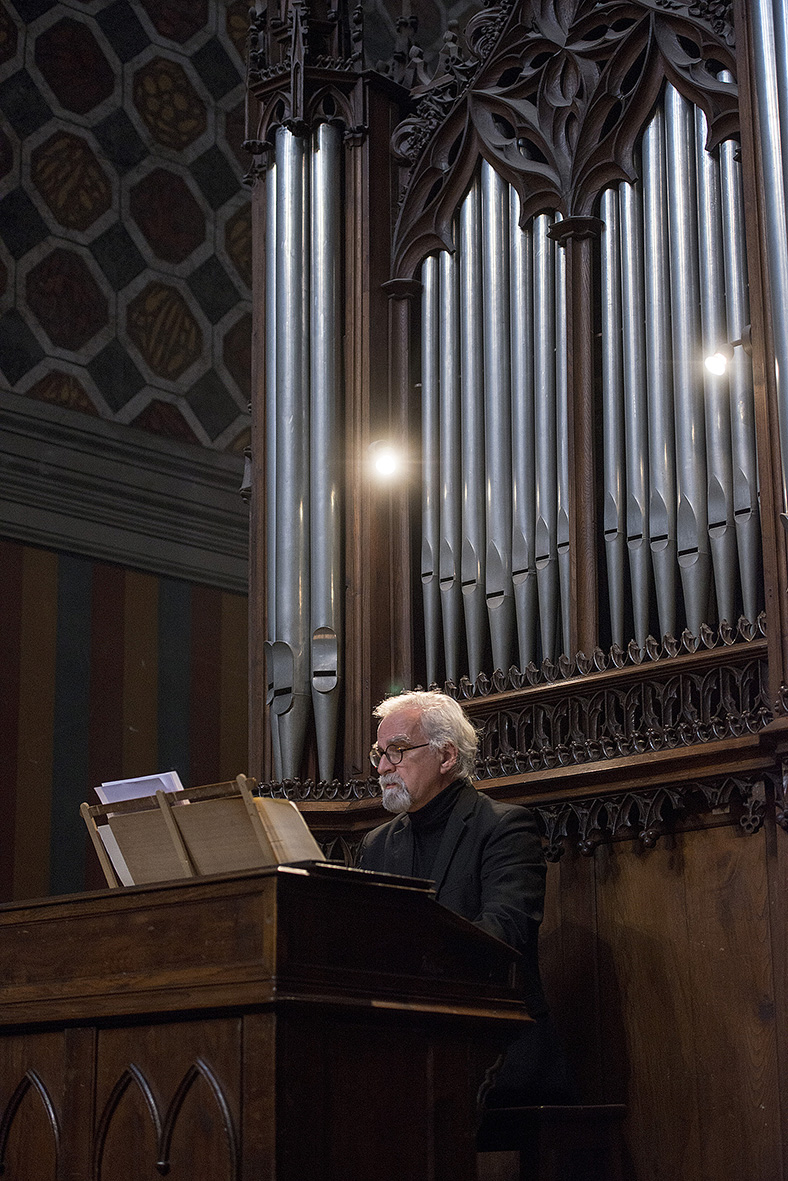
[386,780,478,893]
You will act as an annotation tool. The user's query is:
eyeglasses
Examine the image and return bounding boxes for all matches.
[369,742,430,769]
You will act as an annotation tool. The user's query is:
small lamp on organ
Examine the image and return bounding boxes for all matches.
[704,326,752,375]
[369,440,403,480]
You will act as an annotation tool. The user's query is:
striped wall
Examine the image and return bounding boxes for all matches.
[0,536,248,903]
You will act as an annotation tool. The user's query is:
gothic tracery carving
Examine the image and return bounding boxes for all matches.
[391,0,739,278]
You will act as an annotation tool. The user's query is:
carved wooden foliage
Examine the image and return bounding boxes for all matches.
[391,0,738,278]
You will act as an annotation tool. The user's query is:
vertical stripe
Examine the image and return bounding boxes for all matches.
[50,553,93,896]
[86,562,125,890]
[0,538,24,902]
[14,546,57,901]
[219,591,249,780]
[190,584,222,786]
[158,577,192,786]
[123,570,159,777]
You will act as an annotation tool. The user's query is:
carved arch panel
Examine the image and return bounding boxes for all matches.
[0,1069,59,1181]
[391,0,739,279]
[94,1022,241,1181]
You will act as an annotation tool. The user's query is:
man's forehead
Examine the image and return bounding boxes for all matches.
[377,708,423,740]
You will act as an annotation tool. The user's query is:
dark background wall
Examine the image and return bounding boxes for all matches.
[0,536,248,902]
[0,0,253,903]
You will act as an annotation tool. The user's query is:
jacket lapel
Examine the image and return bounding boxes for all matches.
[384,815,414,877]
[430,783,478,897]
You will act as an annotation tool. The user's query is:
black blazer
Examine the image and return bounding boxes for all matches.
[359,781,548,1017]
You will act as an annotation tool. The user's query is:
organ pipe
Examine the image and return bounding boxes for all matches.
[264,153,282,778]
[719,76,760,623]
[310,122,342,782]
[509,185,538,667]
[642,107,678,640]
[439,248,463,682]
[600,187,627,646]
[750,0,788,510]
[481,162,516,670]
[459,180,489,680]
[666,85,711,636]
[273,126,311,778]
[694,105,737,625]
[421,254,442,685]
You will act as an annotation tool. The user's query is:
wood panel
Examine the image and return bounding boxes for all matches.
[582,825,782,1181]
[94,1018,243,1181]
[0,1031,64,1181]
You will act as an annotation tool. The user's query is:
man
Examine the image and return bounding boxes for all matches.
[358,688,575,1106]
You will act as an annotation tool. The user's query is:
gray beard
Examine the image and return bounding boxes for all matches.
[380,776,414,814]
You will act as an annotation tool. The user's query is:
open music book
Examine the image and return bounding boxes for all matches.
[81,775,324,888]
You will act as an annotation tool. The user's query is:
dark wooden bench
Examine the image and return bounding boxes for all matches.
[477,1103,627,1181]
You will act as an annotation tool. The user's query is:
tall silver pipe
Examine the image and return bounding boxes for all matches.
[694,104,737,624]
[509,185,538,668]
[273,126,311,778]
[600,187,626,646]
[771,0,788,233]
[481,161,516,670]
[265,153,282,778]
[459,179,489,680]
[554,211,570,657]
[533,212,559,660]
[619,179,651,646]
[439,248,463,682]
[666,85,710,636]
[421,254,442,684]
[750,0,788,510]
[310,122,342,782]
[718,81,760,623]
[642,106,677,640]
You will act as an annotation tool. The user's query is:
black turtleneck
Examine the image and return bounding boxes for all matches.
[408,779,464,879]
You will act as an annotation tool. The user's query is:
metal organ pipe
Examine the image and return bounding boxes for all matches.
[750,0,788,510]
[719,75,760,624]
[421,255,442,685]
[310,122,342,783]
[264,153,282,779]
[619,180,652,646]
[666,84,710,636]
[509,186,538,667]
[272,126,311,779]
[600,187,627,646]
[459,180,489,680]
[694,105,737,625]
[439,249,463,682]
[642,106,678,640]
[481,162,516,671]
[554,212,571,657]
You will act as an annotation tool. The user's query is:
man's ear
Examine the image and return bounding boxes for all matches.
[439,743,458,775]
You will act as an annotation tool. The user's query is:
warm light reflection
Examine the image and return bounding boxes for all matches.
[369,440,403,479]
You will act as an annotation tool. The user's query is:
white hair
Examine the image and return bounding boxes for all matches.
[374,690,479,780]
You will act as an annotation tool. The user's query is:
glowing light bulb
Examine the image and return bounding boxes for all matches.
[369,440,403,480]
[705,351,729,375]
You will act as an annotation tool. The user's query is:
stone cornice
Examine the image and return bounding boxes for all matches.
[0,391,248,593]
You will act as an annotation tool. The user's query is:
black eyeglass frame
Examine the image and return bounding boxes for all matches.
[369,742,431,769]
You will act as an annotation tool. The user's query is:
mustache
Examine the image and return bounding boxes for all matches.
[380,773,406,790]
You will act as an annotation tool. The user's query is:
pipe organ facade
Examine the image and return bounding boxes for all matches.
[244,0,788,1174]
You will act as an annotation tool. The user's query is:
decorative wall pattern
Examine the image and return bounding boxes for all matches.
[0,536,248,903]
[0,0,251,451]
